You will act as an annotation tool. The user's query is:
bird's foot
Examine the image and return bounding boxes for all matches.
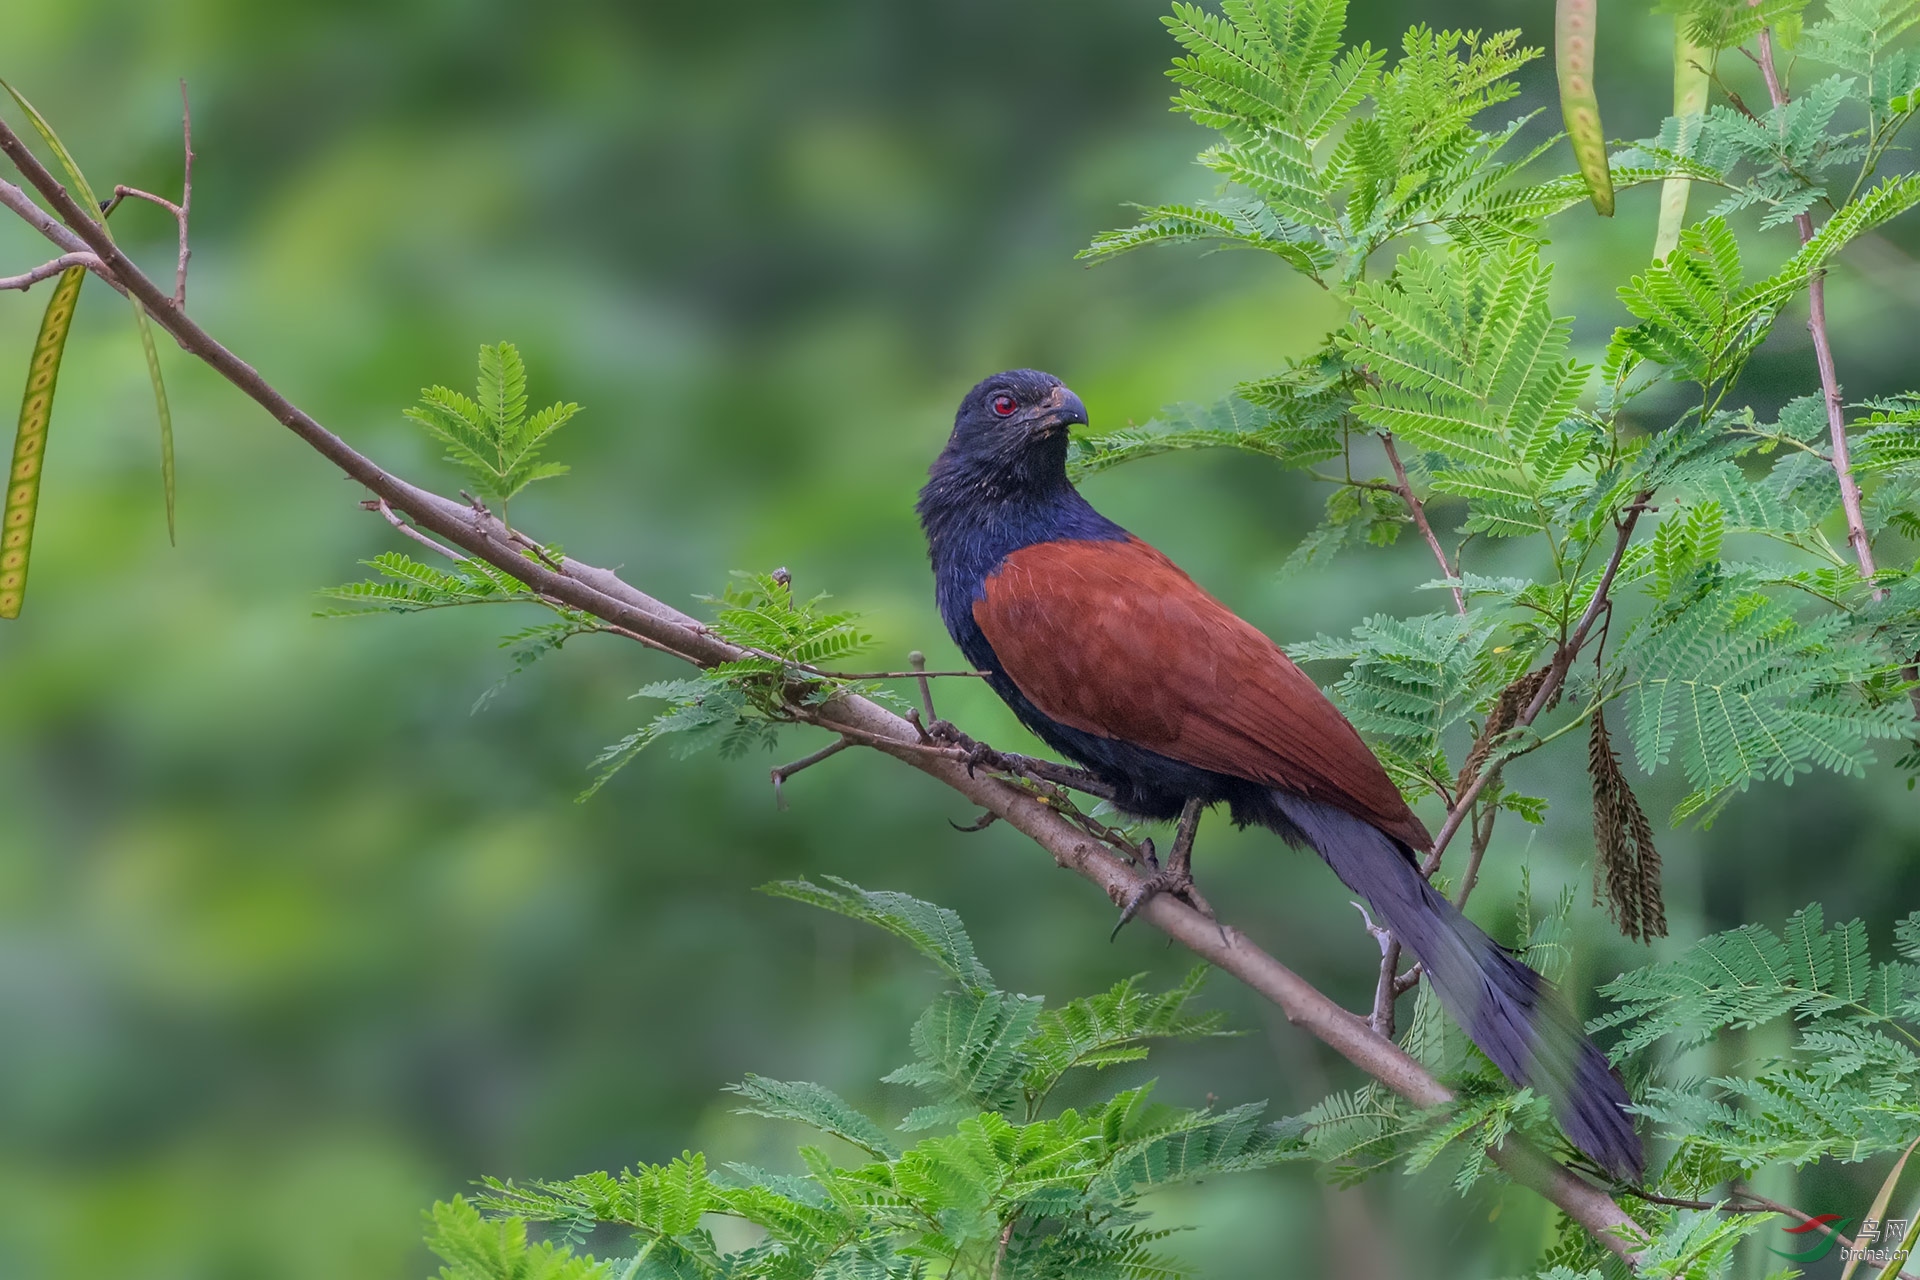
[1110,798,1223,942]
[1110,861,1216,940]
[926,720,1003,776]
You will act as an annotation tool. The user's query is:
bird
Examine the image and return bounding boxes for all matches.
[916,368,1644,1182]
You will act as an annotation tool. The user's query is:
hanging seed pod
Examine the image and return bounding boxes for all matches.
[1456,665,1552,797]
[1588,709,1666,942]
[1557,0,1615,215]
[1,263,85,620]
[1655,23,1712,259]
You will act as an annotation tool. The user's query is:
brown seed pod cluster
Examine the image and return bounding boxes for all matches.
[1456,664,1552,797]
[1588,710,1666,943]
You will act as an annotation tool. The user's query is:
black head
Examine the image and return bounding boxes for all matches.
[931,369,1089,495]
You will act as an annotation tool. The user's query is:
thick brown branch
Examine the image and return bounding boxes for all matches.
[0,116,1644,1267]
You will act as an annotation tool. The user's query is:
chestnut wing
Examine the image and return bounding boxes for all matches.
[973,537,1430,850]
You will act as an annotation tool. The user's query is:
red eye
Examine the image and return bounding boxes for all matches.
[991,394,1017,417]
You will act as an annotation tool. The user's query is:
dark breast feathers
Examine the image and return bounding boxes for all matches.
[971,537,1432,852]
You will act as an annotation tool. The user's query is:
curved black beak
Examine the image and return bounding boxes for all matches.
[1036,387,1089,433]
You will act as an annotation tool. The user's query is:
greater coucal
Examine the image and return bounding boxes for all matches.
[917,368,1643,1181]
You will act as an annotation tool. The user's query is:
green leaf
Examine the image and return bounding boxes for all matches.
[1,80,176,543]
[1342,240,1591,509]
[762,877,997,993]
[424,1196,611,1280]
[0,79,104,213]
[132,300,175,543]
[1066,389,1343,478]
[884,988,1043,1127]
[1,263,84,619]
[1020,967,1229,1107]
[727,1076,900,1159]
[406,342,580,523]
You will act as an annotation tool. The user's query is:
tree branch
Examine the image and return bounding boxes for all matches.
[1756,30,1881,597]
[1382,432,1466,617]
[1627,1185,1920,1280]
[0,251,99,291]
[100,83,193,307]
[1424,495,1650,871]
[0,115,1645,1268]
[1368,432,1469,1034]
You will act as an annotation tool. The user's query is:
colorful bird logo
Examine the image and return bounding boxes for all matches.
[1769,1215,1854,1263]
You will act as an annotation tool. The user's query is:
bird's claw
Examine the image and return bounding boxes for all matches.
[927,720,1002,777]
[1110,863,1216,941]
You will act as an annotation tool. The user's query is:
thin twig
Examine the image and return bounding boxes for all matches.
[1383,432,1466,616]
[770,736,854,809]
[507,528,565,571]
[0,251,99,291]
[1756,30,1880,601]
[909,650,938,723]
[1452,801,1498,908]
[1755,21,1918,709]
[1366,432,1467,1028]
[1373,937,1404,1029]
[361,497,467,561]
[1355,903,1399,1037]
[814,669,985,680]
[0,114,1646,1267]
[1627,1185,1920,1280]
[1424,495,1650,870]
[990,1218,1016,1280]
[177,81,192,307]
[0,179,101,264]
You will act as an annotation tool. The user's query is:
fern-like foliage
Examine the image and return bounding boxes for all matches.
[1291,611,1497,796]
[1066,384,1343,479]
[1342,240,1594,538]
[426,1198,610,1280]
[405,342,579,527]
[1084,3,1686,285]
[583,573,899,795]
[1620,553,1909,821]
[1661,0,1809,51]
[1604,218,1789,401]
[321,550,552,613]
[1597,904,1920,1171]
[425,881,1298,1280]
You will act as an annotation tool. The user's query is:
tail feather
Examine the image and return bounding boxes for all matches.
[1265,792,1643,1181]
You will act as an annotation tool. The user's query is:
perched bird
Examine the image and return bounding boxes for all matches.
[917,368,1643,1181]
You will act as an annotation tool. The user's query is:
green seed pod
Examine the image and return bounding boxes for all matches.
[1557,0,1614,216]
[1,264,85,619]
[1654,24,1711,259]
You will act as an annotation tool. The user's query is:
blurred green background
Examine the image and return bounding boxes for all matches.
[2,1,1918,1276]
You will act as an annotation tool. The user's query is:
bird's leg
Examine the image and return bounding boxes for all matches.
[1111,798,1214,938]
[995,752,1118,801]
[923,720,1117,799]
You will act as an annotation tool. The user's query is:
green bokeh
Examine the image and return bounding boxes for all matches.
[2,3,1918,1277]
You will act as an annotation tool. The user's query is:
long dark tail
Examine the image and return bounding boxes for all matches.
[1262,791,1643,1181]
